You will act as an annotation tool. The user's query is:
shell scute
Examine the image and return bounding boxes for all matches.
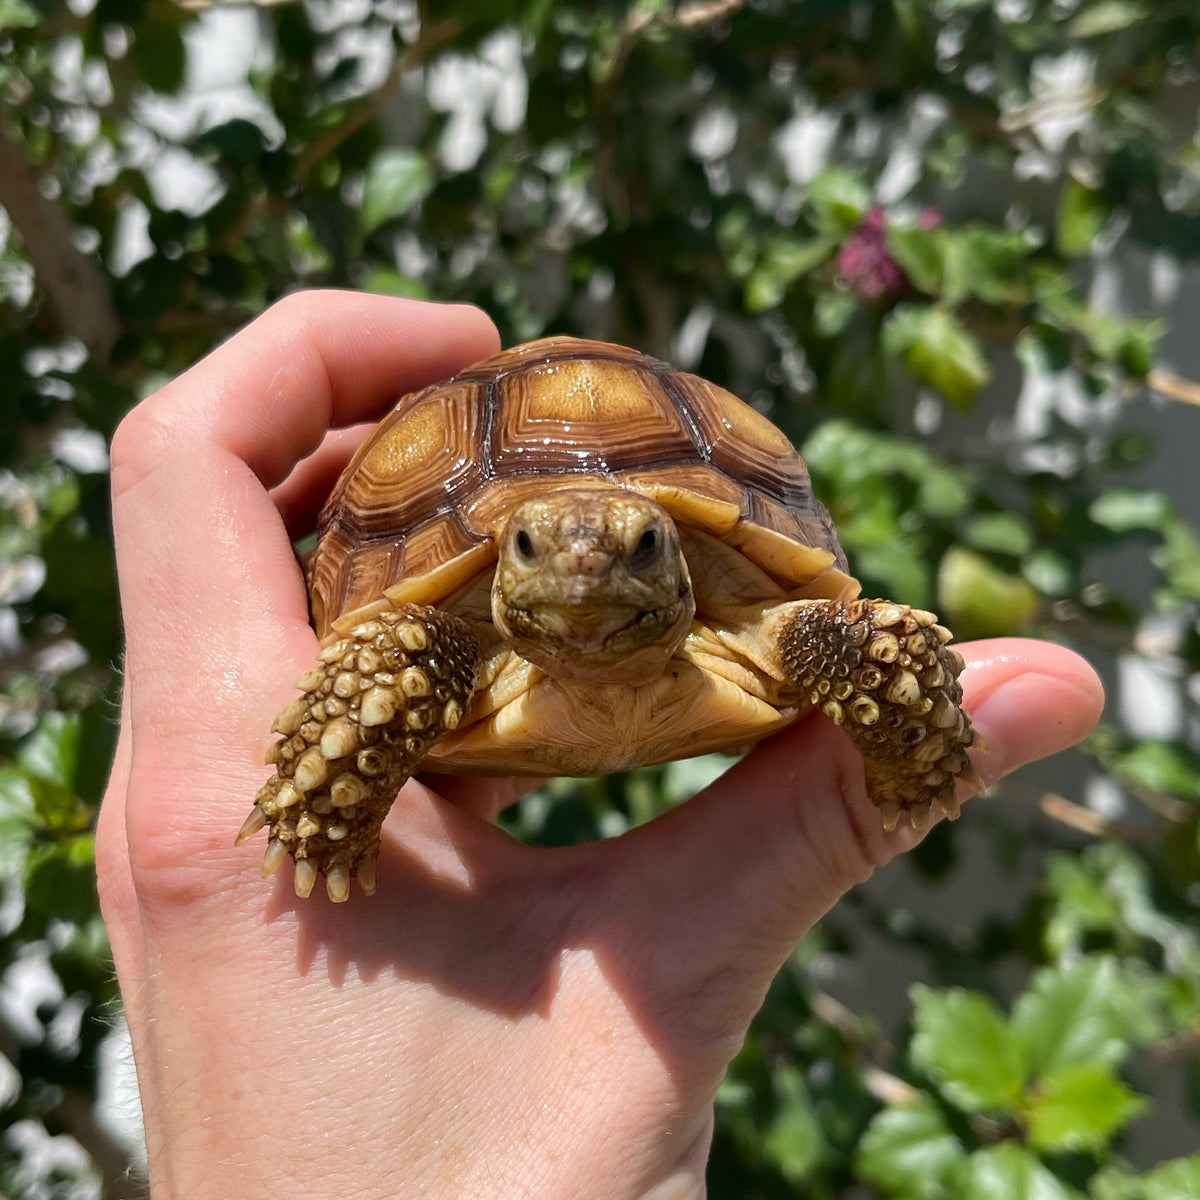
[669,373,821,514]
[339,383,484,536]
[490,356,696,475]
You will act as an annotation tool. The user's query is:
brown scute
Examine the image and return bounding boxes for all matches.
[453,335,640,380]
[333,382,485,536]
[309,529,400,637]
[462,473,611,540]
[307,335,851,632]
[489,357,696,474]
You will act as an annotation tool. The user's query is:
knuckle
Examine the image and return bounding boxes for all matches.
[259,288,335,346]
[109,400,182,503]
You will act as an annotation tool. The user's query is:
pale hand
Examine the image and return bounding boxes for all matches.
[100,293,1104,1200]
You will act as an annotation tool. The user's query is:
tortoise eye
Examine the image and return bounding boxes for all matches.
[632,525,661,565]
[514,528,537,563]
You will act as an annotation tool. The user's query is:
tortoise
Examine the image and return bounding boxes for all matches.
[238,336,980,902]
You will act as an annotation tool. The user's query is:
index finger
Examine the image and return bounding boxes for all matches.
[110,293,499,779]
[113,291,500,496]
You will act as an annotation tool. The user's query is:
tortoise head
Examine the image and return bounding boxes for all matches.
[492,486,695,685]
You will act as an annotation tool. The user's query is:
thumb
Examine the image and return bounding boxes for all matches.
[601,638,1103,1036]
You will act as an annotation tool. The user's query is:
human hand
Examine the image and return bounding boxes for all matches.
[99,292,1104,1200]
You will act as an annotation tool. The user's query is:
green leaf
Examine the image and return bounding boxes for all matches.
[1089,489,1200,598]
[360,148,435,234]
[760,1063,824,1183]
[1117,319,1160,379]
[806,167,871,232]
[1090,489,1172,533]
[1011,958,1157,1080]
[18,711,81,790]
[1042,852,1122,958]
[1110,740,1200,800]
[947,227,1029,306]
[952,1143,1083,1200]
[937,546,1040,638]
[855,1094,965,1198]
[1058,180,1108,256]
[886,226,944,295]
[1070,0,1150,38]
[1025,1063,1147,1152]
[23,834,99,929]
[1022,547,1073,597]
[1161,514,1200,600]
[0,767,36,879]
[746,235,838,312]
[910,985,1025,1112]
[0,0,36,30]
[1143,1155,1200,1200]
[857,542,932,608]
[813,288,859,337]
[1090,1166,1145,1200]
[964,513,1034,558]
[884,305,990,408]
[361,266,431,300]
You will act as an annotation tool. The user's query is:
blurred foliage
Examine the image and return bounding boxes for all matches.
[1,0,1199,1194]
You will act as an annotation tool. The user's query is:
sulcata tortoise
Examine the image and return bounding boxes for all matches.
[238,336,980,902]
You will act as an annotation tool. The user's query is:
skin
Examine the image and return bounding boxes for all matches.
[100,291,1105,1200]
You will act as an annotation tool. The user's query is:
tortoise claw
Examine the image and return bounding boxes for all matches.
[235,804,267,846]
[246,604,480,900]
[779,598,978,828]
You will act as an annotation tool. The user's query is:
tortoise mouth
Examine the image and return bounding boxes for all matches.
[501,599,679,653]
[496,596,695,684]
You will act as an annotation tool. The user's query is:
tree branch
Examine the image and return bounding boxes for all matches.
[211,15,461,259]
[1147,365,1200,409]
[0,125,120,363]
[604,0,748,88]
[293,16,461,181]
[1039,792,1112,837]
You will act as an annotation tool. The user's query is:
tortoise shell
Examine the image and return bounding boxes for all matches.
[308,336,857,639]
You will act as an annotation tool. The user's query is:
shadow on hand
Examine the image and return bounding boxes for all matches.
[262,770,752,1087]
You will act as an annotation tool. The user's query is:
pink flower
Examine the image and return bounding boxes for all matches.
[837,207,908,301]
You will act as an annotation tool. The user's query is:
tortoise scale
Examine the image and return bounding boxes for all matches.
[239,336,981,902]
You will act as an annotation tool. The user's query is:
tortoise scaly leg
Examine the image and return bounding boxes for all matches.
[777,599,981,830]
[238,605,480,902]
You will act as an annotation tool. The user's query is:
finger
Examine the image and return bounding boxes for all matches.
[114,291,498,494]
[599,639,1103,1039]
[271,424,375,542]
[109,296,498,870]
[421,773,543,822]
[112,294,498,703]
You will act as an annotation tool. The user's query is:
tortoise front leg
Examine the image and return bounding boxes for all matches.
[237,605,480,902]
[776,599,981,830]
